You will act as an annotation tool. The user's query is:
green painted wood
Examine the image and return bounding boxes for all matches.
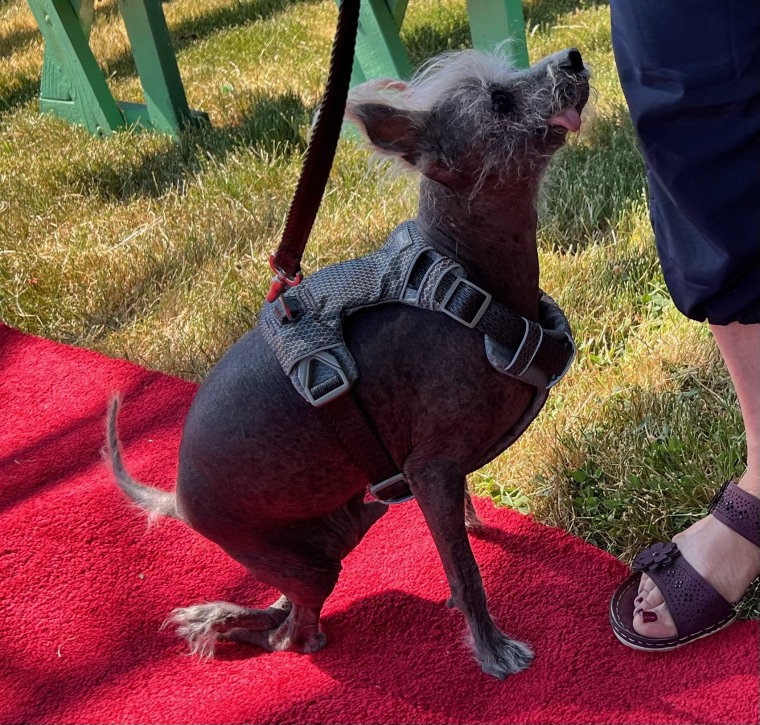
[117,0,207,136]
[27,0,124,134]
[346,0,529,98]
[353,0,412,81]
[40,48,74,107]
[118,100,208,134]
[28,0,207,137]
[39,0,92,107]
[467,0,529,67]
[387,0,408,29]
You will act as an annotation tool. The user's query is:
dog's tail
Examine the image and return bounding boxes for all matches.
[105,395,181,523]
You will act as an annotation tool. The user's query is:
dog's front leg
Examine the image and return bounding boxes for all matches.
[406,458,533,679]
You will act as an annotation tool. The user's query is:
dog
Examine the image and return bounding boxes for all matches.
[107,47,590,679]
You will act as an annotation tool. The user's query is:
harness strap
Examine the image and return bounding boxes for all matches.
[436,273,574,388]
[319,391,412,504]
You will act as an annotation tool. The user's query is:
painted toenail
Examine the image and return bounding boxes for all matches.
[641,611,658,623]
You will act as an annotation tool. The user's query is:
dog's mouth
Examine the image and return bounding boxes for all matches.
[548,106,582,133]
[548,78,590,134]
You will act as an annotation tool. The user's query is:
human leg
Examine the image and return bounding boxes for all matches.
[633,323,760,639]
[609,0,760,647]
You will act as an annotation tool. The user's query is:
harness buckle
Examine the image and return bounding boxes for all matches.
[502,318,543,376]
[440,277,492,329]
[370,473,414,504]
[485,325,576,390]
[296,351,350,407]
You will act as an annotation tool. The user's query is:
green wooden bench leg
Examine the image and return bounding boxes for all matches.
[346,0,529,96]
[38,0,93,123]
[27,0,125,135]
[352,0,412,81]
[28,0,207,137]
[117,0,208,136]
[467,0,529,67]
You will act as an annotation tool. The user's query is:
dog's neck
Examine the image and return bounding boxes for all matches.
[416,177,541,322]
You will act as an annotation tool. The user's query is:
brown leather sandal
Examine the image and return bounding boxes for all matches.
[609,480,760,651]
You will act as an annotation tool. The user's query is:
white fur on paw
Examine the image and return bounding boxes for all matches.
[469,632,534,680]
[163,602,250,659]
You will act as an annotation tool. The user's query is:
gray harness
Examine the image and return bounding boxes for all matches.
[260,220,575,502]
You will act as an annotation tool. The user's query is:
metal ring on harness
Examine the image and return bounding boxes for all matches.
[266,255,303,301]
[267,255,304,320]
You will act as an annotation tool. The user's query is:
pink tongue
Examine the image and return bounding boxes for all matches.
[549,107,582,132]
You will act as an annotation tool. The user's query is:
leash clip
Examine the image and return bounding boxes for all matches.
[266,255,303,320]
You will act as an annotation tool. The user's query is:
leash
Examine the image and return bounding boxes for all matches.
[262,0,410,503]
[266,0,360,315]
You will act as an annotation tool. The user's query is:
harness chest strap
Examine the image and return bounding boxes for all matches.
[319,392,411,504]
[400,239,575,390]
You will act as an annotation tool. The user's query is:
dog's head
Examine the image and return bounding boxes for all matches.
[345,48,590,193]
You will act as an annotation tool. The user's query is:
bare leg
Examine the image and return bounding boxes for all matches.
[634,322,760,637]
[167,596,293,657]
[408,459,533,678]
[446,487,486,608]
[223,599,327,653]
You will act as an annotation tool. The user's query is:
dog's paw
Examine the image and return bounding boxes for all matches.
[472,632,534,680]
[163,601,252,659]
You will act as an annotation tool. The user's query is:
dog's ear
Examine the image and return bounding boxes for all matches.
[345,83,431,170]
[346,103,427,165]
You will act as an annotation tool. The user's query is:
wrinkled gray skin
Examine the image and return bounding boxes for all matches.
[108,48,590,679]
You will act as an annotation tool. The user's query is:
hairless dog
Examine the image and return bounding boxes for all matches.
[107,48,590,679]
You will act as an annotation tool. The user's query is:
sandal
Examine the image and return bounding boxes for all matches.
[609,480,760,651]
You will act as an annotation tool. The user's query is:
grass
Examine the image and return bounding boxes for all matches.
[1,0,757,618]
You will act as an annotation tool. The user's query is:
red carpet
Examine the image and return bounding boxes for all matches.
[1,323,757,725]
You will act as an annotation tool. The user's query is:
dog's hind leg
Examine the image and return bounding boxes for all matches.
[171,494,387,656]
[464,486,484,533]
[167,596,293,657]
[221,598,327,653]
[406,458,533,679]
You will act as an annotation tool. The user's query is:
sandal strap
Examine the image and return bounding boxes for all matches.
[634,543,734,639]
[708,480,760,548]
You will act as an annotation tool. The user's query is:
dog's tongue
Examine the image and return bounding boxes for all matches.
[549,107,582,132]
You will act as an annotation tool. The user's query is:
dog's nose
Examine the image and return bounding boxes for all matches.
[560,49,584,73]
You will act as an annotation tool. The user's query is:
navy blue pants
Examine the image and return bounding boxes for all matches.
[610,0,760,324]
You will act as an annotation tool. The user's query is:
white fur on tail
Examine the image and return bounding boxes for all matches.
[105,396,180,524]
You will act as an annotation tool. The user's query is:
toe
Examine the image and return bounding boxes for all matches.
[632,600,677,638]
[639,583,665,610]
[637,573,655,597]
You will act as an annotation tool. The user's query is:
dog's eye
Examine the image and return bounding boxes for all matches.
[491,89,515,115]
